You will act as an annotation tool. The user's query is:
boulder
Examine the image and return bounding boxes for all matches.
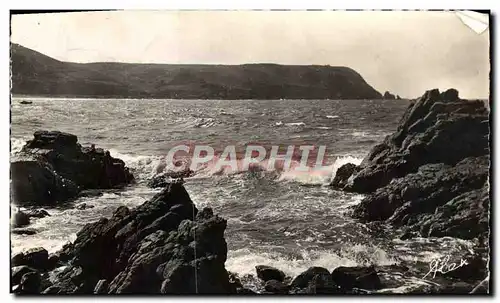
[290,267,331,289]
[11,265,38,286]
[10,156,80,206]
[255,265,286,282]
[331,265,383,290]
[22,247,49,271]
[11,131,134,206]
[19,271,42,294]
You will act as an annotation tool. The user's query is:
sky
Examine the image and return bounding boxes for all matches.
[11,10,490,99]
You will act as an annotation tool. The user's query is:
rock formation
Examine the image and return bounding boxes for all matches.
[10,131,134,206]
[11,182,235,294]
[331,88,490,243]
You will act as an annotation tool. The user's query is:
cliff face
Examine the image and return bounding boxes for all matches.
[10,43,382,100]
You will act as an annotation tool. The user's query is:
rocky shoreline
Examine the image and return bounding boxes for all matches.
[10,88,490,294]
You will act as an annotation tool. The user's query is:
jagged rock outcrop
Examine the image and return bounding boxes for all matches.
[12,182,234,294]
[330,88,490,242]
[10,131,134,206]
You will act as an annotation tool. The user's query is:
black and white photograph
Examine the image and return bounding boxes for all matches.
[8,9,491,295]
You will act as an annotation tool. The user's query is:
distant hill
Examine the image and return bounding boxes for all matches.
[10,43,383,100]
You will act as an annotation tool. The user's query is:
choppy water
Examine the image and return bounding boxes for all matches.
[10,97,474,292]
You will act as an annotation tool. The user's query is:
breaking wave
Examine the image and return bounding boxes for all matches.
[111,147,364,187]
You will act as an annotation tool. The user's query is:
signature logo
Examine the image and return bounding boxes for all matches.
[422,255,469,279]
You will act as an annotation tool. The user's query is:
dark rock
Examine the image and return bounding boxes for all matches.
[346,89,489,193]
[440,88,459,101]
[343,89,490,241]
[331,265,383,290]
[94,279,108,294]
[169,203,198,219]
[352,157,489,240]
[46,254,61,270]
[11,210,30,228]
[255,265,286,282]
[383,91,396,100]
[11,131,134,206]
[264,279,289,294]
[23,247,49,271]
[25,208,50,218]
[11,252,25,267]
[11,266,38,286]
[10,157,80,206]
[45,183,233,294]
[305,272,340,294]
[290,267,331,289]
[12,228,37,235]
[19,271,41,294]
[147,170,194,188]
[330,163,360,189]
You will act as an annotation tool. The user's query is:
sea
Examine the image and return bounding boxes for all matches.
[10,97,475,292]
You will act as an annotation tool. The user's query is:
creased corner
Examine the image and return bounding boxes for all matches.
[455,11,489,34]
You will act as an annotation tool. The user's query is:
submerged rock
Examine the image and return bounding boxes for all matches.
[11,131,134,206]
